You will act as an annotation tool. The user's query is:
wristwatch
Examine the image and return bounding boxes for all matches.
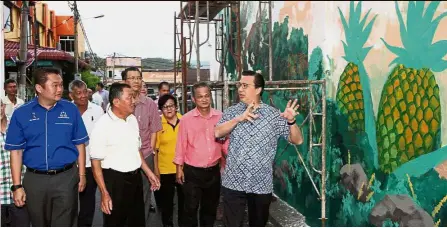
[10,185,23,192]
[287,119,296,125]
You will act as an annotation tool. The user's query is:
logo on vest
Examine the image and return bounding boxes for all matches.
[58,111,69,119]
[29,112,40,121]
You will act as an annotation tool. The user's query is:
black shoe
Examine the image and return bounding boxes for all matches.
[150,205,156,213]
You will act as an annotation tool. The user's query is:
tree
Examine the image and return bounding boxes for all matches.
[81,70,100,89]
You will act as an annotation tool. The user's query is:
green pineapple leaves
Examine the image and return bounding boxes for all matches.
[338,1,377,65]
[382,1,447,72]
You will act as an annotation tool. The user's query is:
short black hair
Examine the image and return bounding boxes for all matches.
[109,82,131,107]
[158,94,177,111]
[33,68,61,87]
[158,81,170,90]
[121,67,142,81]
[192,82,211,98]
[89,87,96,92]
[4,79,17,88]
[241,70,265,96]
[96,82,104,88]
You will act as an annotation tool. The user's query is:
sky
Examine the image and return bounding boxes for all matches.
[44,1,215,62]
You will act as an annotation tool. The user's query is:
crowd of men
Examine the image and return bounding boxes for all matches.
[0,66,303,227]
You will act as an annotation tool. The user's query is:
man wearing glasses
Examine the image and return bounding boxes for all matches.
[215,70,304,227]
[122,67,162,226]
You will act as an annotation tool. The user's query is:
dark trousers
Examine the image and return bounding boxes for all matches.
[78,167,97,226]
[23,165,79,227]
[182,163,221,227]
[154,173,185,227]
[102,168,145,227]
[222,187,272,227]
[1,204,31,227]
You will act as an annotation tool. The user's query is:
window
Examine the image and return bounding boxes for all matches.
[59,36,75,52]
[108,71,113,78]
[3,5,12,32]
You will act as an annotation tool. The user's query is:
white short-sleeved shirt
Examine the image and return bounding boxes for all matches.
[89,109,142,172]
[1,96,24,122]
[91,92,103,110]
[79,102,104,167]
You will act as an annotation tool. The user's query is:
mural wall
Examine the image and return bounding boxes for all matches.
[216,1,447,226]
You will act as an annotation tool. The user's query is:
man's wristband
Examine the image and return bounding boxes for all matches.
[79,173,86,176]
[287,119,296,125]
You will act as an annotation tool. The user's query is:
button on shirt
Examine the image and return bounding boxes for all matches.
[79,102,104,168]
[134,95,162,158]
[5,98,89,170]
[174,108,226,168]
[217,102,290,194]
[89,110,142,172]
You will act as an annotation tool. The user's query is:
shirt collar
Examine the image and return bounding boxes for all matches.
[161,113,182,124]
[107,108,132,122]
[191,107,219,118]
[32,97,60,109]
[135,94,149,105]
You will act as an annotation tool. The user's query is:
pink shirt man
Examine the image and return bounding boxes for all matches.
[174,108,227,168]
[134,94,162,158]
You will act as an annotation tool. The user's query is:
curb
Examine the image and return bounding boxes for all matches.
[268,194,308,227]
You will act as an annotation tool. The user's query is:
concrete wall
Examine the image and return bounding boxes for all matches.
[214,1,447,226]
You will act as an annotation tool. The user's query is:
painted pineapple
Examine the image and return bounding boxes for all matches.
[336,2,377,132]
[378,1,447,173]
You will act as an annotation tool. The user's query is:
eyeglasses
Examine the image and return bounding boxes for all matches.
[127,77,142,81]
[162,104,176,110]
[236,82,256,90]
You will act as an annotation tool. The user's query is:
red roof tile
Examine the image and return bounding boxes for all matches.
[4,40,89,68]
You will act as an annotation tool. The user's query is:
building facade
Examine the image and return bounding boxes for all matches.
[3,0,89,100]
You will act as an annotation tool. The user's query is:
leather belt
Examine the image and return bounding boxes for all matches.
[27,162,75,175]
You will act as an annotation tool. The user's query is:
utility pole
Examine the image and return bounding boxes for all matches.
[18,1,29,100]
[111,52,116,83]
[33,2,38,70]
[195,1,200,83]
[73,1,80,79]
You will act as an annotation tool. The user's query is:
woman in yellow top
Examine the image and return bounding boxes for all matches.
[154,94,184,227]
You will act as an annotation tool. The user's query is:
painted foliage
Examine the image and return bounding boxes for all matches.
[219,1,447,227]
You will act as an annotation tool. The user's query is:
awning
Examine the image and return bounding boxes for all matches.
[4,40,89,69]
[178,1,235,20]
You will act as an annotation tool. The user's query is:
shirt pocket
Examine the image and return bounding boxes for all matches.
[53,121,74,140]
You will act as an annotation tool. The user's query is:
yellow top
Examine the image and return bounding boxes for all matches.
[156,113,182,174]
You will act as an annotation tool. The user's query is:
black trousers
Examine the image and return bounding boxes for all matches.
[102,168,145,227]
[78,167,97,227]
[222,187,272,227]
[1,204,31,227]
[154,173,185,227]
[182,163,221,227]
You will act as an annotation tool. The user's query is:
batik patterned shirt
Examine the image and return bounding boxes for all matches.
[217,102,290,194]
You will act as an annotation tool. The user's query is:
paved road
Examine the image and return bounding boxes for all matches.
[91,189,274,227]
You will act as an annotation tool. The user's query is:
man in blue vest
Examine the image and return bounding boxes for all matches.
[5,68,89,227]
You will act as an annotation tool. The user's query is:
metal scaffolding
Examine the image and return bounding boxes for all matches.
[173,1,327,224]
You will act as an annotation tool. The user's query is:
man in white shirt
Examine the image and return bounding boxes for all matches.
[94,82,109,112]
[89,83,160,226]
[1,79,24,122]
[68,80,104,227]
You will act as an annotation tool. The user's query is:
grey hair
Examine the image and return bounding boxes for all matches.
[68,80,87,93]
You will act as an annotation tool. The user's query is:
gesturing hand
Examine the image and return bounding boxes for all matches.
[280,99,300,122]
[236,102,259,123]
